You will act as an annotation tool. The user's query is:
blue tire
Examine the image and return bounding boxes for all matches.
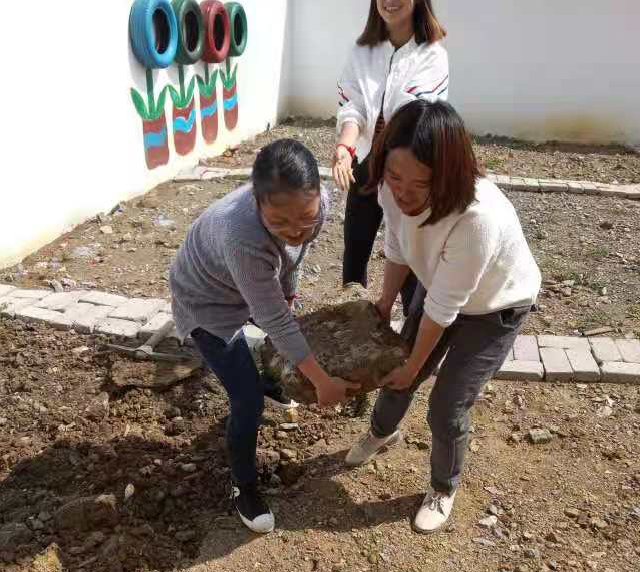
[129,0,179,69]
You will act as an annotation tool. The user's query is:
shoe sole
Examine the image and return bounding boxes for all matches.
[236,508,275,534]
[345,431,402,467]
[411,519,446,535]
[265,396,299,411]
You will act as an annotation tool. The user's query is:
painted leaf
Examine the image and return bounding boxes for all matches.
[185,76,196,105]
[168,85,182,107]
[152,87,169,120]
[130,88,150,120]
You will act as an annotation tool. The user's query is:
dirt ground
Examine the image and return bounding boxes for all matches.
[1,120,640,571]
[4,177,640,338]
[1,317,639,572]
[205,118,640,185]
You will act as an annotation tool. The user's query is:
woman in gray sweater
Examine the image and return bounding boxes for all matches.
[170,139,357,534]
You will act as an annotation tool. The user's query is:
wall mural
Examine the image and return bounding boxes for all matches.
[129,0,248,169]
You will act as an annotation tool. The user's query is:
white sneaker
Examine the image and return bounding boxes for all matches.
[413,488,457,534]
[345,429,402,466]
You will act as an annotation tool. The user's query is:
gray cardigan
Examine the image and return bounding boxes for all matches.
[170,184,328,364]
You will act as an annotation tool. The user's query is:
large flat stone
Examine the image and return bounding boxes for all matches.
[36,291,83,311]
[538,335,590,351]
[0,297,35,318]
[496,361,544,381]
[589,337,622,364]
[15,306,72,330]
[9,289,52,299]
[95,318,140,339]
[65,303,113,334]
[540,347,573,382]
[513,335,540,361]
[79,291,129,307]
[615,339,640,364]
[565,348,601,382]
[108,298,164,323]
[139,312,174,340]
[538,179,569,193]
[600,362,640,384]
[0,285,17,297]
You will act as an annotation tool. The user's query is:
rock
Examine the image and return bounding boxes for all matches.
[256,448,281,471]
[479,515,498,529]
[528,429,553,445]
[48,279,64,293]
[30,544,63,572]
[0,522,33,549]
[261,301,409,403]
[488,504,500,516]
[54,494,118,531]
[280,448,297,461]
[564,507,580,518]
[546,531,562,543]
[124,484,135,500]
[180,463,197,473]
[85,392,110,421]
[72,346,90,357]
[472,537,496,547]
[100,225,114,235]
[279,423,299,431]
[285,408,299,423]
[28,518,45,531]
[596,405,613,418]
[590,518,608,530]
[165,406,182,419]
[165,418,186,436]
[525,548,541,559]
[278,464,305,486]
[0,417,7,425]
[175,530,197,542]
[38,511,52,522]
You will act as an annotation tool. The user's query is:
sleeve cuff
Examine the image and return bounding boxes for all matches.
[424,295,459,328]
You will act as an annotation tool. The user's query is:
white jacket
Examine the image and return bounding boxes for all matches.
[337,37,449,160]
[379,178,541,328]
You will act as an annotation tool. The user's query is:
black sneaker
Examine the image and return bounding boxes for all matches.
[230,481,275,533]
[264,383,299,410]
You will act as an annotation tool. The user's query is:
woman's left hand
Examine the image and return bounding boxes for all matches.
[382,365,417,391]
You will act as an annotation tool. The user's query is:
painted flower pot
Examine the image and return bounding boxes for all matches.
[142,114,170,169]
[173,98,197,155]
[223,83,238,130]
[200,90,219,144]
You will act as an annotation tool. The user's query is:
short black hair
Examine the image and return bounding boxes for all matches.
[252,138,320,203]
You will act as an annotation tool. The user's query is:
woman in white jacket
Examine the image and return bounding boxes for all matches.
[334,0,449,312]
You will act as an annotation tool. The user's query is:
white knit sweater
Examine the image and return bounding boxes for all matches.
[379,178,541,327]
[337,37,449,159]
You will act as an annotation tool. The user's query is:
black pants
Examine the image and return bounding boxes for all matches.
[342,159,416,316]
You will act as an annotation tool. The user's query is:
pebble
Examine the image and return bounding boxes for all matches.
[124,483,135,500]
[479,515,498,529]
[596,405,613,418]
[100,226,114,235]
[525,548,541,560]
[590,517,608,530]
[180,463,197,473]
[72,346,90,357]
[472,537,496,547]
[564,507,580,518]
[0,417,7,426]
[279,423,299,431]
[280,448,297,461]
[488,504,500,516]
[528,429,553,444]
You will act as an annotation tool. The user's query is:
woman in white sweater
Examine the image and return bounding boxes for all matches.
[334,0,449,313]
[345,100,541,533]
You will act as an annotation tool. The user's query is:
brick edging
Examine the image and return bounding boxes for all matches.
[1,284,639,385]
[172,167,640,201]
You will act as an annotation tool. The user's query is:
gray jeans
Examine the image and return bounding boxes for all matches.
[371,284,530,495]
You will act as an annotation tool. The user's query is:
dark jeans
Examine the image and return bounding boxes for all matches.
[371,284,530,495]
[342,160,416,315]
[191,328,276,486]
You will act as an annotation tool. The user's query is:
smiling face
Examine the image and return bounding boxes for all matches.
[376,0,415,29]
[384,147,433,216]
[259,191,321,247]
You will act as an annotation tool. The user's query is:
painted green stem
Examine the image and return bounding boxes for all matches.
[179,65,186,101]
[146,69,155,117]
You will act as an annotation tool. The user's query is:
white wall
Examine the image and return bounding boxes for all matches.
[285,0,640,145]
[0,0,289,269]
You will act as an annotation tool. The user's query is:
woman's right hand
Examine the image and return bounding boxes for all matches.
[315,376,361,407]
[332,146,356,192]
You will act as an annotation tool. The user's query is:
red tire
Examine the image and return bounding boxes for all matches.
[201,0,230,63]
